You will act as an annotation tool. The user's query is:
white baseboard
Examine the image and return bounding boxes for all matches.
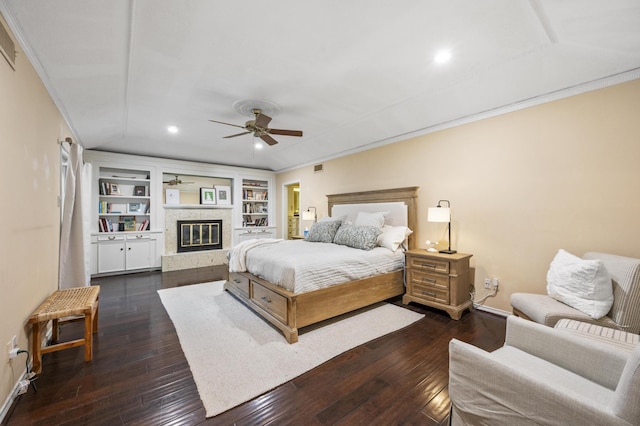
[0,365,28,424]
[0,327,52,423]
[473,304,511,317]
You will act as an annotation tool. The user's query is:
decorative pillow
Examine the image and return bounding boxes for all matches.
[378,225,413,252]
[305,220,342,243]
[319,215,347,224]
[354,211,388,229]
[546,249,614,319]
[333,224,382,251]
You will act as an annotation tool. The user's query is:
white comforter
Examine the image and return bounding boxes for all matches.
[229,239,404,293]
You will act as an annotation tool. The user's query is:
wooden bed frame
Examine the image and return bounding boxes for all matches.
[225,186,419,343]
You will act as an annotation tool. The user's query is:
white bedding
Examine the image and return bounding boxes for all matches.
[235,239,405,293]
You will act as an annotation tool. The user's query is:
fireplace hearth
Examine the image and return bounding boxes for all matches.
[177,219,222,253]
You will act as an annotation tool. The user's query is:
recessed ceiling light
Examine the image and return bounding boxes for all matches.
[167,125,179,134]
[434,49,452,64]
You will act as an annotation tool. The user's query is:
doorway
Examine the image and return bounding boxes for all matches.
[283,182,300,239]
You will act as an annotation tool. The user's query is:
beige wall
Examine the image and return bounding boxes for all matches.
[0,15,70,408]
[276,78,640,314]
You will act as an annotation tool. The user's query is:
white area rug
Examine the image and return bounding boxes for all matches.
[158,281,423,417]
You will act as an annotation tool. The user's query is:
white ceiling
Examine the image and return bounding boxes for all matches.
[2,1,640,172]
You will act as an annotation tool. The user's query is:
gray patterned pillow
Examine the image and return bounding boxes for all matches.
[306,220,342,243]
[333,224,382,250]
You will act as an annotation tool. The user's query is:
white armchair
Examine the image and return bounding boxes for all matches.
[511,252,640,334]
[449,316,640,425]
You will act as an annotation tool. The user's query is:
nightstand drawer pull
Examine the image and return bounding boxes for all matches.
[418,262,437,269]
[261,296,272,303]
[422,290,437,297]
[420,277,436,283]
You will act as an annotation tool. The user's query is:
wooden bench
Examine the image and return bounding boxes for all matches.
[28,286,100,374]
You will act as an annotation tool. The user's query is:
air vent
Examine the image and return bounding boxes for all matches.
[0,19,16,70]
[313,164,324,173]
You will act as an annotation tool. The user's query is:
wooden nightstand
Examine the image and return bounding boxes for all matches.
[403,249,473,320]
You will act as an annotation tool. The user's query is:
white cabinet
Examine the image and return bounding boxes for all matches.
[235,228,275,243]
[86,154,161,276]
[96,234,156,274]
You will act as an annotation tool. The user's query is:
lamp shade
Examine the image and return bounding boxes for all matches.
[428,207,450,223]
[302,211,315,221]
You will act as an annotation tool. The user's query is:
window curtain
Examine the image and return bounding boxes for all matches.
[59,142,91,288]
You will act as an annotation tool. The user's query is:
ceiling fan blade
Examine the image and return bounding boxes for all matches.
[259,134,279,146]
[224,131,252,138]
[268,128,303,137]
[208,119,246,129]
[254,112,272,129]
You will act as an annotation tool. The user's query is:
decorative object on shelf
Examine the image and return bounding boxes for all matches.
[216,186,231,205]
[302,206,317,223]
[134,185,146,196]
[109,183,121,195]
[121,216,136,232]
[166,188,180,205]
[127,202,142,213]
[200,188,216,205]
[428,200,456,254]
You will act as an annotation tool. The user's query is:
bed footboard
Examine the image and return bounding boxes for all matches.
[225,270,405,343]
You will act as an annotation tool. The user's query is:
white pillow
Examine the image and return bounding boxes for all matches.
[319,215,346,224]
[546,249,614,319]
[377,225,413,252]
[354,211,388,229]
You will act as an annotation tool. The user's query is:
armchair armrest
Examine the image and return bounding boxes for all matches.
[505,315,628,389]
[449,339,628,426]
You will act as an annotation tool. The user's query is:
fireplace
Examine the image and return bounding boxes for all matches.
[177,219,223,253]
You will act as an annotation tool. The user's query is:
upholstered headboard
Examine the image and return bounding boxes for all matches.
[326,187,419,249]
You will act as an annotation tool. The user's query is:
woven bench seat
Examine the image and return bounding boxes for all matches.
[28,286,100,374]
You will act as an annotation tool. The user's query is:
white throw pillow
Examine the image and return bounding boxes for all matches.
[546,249,614,319]
[354,211,388,229]
[378,225,413,252]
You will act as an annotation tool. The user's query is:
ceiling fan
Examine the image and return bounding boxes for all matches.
[163,175,194,186]
[209,108,303,146]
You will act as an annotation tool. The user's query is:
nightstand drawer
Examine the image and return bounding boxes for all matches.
[252,283,287,323]
[411,270,449,290]
[412,282,449,304]
[408,256,449,274]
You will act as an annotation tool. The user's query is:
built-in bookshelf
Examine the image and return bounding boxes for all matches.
[241,178,269,227]
[98,167,151,232]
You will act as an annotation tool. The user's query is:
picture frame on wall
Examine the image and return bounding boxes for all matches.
[216,186,231,205]
[200,187,216,205]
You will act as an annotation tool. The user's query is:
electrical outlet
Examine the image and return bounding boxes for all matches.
[483,278,491,289]
[11,335,16,349]
[492,277,499,289]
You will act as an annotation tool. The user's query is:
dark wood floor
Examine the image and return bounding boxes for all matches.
[3,267,506,425]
